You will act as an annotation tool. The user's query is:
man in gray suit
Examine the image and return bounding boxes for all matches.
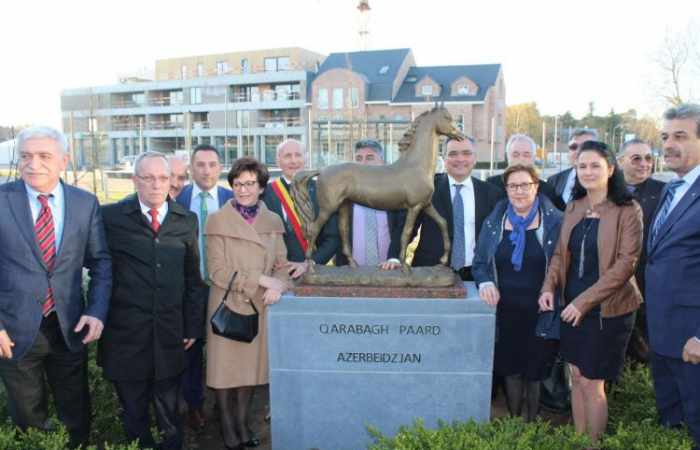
[0,126,112,448]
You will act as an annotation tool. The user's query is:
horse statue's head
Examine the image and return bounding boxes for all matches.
[398,106,465,152]
[430,105,464,142]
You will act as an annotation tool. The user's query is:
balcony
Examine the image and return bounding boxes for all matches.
[231,90,301,103]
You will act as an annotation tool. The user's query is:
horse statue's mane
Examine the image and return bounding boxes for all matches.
[397,108,433,153]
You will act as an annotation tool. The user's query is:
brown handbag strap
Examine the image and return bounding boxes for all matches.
[221,271,259,315]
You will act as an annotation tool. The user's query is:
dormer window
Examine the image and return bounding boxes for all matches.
[457,84,470,95]
[379,65,389,74]
[421,85,433,96]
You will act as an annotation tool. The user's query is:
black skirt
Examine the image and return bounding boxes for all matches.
[560,217,634,381]
[494,229,557,381]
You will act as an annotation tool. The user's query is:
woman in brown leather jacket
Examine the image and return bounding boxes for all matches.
[538,140,643,447]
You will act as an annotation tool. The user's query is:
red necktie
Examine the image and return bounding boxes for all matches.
[148,208,160,233]
[35,195,56,316]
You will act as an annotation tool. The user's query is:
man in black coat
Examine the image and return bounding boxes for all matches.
[411,137,501,281]
[617,139,665,363]
[334,139,405,269]
[487,134,565,210]
[100,152,206,450]
[546,128,598,205]
[263,139,339,276]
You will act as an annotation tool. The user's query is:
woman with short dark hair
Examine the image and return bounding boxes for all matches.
[473,164,562,421]
[205,157,299,449]
[539,141,643,446]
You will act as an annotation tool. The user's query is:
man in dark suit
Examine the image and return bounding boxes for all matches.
[175,144,233,430]
[411,136,501,281]
[617,138,665,363]
[487,134,565,210]
[334,139,405,269]
[646,104,700,450]
[0,126,112,448]
[101,151,206,450]
[263,138,339,277]
[546,128,598,205]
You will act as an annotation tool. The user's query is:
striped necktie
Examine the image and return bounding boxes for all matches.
[650,179,685,246]
[451,184,466,270]
[364,207,379,266]
[35,195,56,316]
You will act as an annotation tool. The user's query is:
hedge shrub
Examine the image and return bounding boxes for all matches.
[369,363,694,450]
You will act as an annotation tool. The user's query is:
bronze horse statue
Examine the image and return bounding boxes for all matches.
[291,106,464,272]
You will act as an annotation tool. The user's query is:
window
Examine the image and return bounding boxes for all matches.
[132,93,145,105]
[170,114,183,124]
[336,142,345,159]
[197,63,204,77]
[241,58,249,74]
[170,91,184,105]
[180,65,188,79]
[216,60,229,75]
[190,87,202,104]
[457,84,470,95]
[421,85,433,96]
[278,57,290,71]
[264,58,277,72]
[350,87,359,108]
[332,88,343,109]
[275,85,290,101]
[318,88,329,110]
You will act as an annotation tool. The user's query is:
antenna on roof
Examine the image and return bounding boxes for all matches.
[357,0,370,51]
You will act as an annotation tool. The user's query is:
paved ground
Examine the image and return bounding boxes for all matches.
[182,385,570,450]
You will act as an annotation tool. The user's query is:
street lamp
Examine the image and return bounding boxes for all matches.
[612,124,625,151]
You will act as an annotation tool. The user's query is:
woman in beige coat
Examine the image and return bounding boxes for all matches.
[205,157,294,450]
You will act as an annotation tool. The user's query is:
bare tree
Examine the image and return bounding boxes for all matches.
[653,24,699,106]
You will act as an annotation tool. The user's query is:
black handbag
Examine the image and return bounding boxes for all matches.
[535,309,560,340]
[210,272,259,343]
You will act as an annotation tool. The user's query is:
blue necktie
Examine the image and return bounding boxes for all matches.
[650,179,684,246]
[198,191,210,281]
[451,184,465,270]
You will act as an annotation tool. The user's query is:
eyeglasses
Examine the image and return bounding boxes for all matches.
[505,182,537,193]
[629,154,653,164]
[136,175,170,185]
[232,180,258,190]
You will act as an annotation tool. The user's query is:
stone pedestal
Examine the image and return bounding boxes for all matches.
[267,282,495,450]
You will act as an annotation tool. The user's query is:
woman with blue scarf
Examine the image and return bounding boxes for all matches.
[473,164,562,421]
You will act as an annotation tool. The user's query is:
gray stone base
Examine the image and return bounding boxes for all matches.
[267,283,495,450]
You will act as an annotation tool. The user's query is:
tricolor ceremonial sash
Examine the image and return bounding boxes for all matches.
[270,178,308,252]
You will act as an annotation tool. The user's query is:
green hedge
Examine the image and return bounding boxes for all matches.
[368,363,694,450]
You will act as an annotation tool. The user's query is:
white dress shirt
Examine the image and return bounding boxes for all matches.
[25,182,65,250]
[562,169,577,203]
[139,199,168,225]
[447,174,476,267]
[668,164,700,213]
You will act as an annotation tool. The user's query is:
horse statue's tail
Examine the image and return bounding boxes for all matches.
[290,170,320,240]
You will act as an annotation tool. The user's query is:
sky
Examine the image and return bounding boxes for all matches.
[1,0,698,128]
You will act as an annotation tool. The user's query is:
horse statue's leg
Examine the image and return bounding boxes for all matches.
[398,204,423,273]
[337,201,357,268]
[422,204,451,266]
[304,207,334,273]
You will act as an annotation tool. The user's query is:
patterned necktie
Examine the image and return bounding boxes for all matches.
[451,184,466,270]
[198,192,210,281]
[148,208,160,233]
[364,207,379,266]
[650,179,685,246]
[35,195,56,316]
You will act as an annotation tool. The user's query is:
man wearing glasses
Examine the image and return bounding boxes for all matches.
[100,152,206,449]
[617,139,665,363]
[410,137,501,281]
[546,128,598,204]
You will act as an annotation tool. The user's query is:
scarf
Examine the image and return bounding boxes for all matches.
[234,201,259,224]
[506,196,540,272]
